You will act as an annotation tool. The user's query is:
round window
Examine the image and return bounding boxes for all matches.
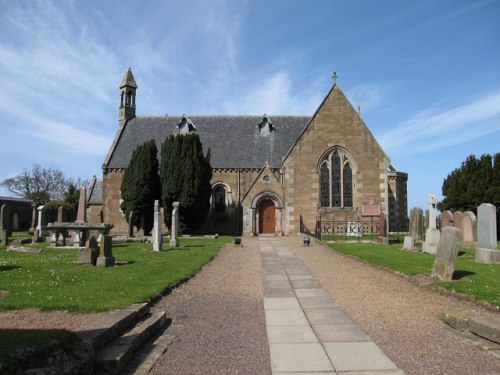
[263,175,271,182]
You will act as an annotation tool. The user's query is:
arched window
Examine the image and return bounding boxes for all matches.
[319,149,354,208]
[213,185,226,212]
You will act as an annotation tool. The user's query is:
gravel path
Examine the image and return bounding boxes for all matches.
[149,239,271,375]
[283,236,500,375]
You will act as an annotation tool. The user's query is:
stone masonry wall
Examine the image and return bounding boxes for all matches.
[283,86,389,234]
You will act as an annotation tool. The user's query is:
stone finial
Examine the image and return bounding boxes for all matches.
[332,71,338,84]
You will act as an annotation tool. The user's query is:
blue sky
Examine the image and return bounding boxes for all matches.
[0,0,499,212]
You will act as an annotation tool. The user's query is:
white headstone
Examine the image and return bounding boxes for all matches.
[423,193,441,254]
[403,236,415,251]
[475,203,499,263]
[152,200,163,251]
[169,202,180,247]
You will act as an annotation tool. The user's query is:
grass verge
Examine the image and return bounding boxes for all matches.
[328,242,500,308]
[0,236,233,312]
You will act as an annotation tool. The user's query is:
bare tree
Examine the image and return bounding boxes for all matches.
[0,164,86,204]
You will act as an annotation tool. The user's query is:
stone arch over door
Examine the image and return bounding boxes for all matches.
[250,192,284,235]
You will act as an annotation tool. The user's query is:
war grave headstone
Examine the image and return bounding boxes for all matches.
[169,202,180,247]
[432,226,463,281]
[440,210,453,228]
[423,194,441,254]
[96,235,115,267]
[461,211,477,248]
[152,200,163,251]
[475,203,500,264]
[78,236,100,265]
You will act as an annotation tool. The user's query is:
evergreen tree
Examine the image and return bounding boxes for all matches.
[120,140,161,235]
[439,153,498,212]
[160,133,212,232]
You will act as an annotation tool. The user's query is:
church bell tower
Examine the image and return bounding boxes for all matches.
[119,68,137,126]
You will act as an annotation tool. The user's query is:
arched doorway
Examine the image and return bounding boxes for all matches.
[259,199,275,233]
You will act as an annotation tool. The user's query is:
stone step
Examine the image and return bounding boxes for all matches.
[77,303,150,350]
[469,316,500,345]
[95,311,168,375]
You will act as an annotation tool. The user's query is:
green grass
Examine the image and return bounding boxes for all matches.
[0,236,233,312]
[328,242,500,308]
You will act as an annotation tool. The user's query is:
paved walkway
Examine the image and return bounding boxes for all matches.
[260,237,403,374]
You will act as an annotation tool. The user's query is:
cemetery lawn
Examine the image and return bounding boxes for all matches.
[0,236,233,313]
[329,243,500,308]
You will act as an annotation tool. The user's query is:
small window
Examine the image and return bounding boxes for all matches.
[263,175,271,182]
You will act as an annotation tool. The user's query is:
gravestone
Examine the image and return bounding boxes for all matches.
[169,202,180,247]
[29,202,37,234]
[0,204,11,237]
[35,206,45,242]
[453,211,463,230]
[403,236,415,251]
[96,235,115,267]
[475,203,500,264]
[409,207,424,242]
[461,211,477,248]
[128,211,134,238]
[432,226,462,281]
[378,212,388,245]
[423,193,440,254]
[76,188,86,223]
[78,237,100,265]
[0,229,7,245]
[152,200,163,251]
[440,210,453,228]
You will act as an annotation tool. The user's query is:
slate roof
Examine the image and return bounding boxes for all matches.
[104,115,310,170]
[87,178,103,205]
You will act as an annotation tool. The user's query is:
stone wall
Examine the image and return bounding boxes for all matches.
[283,86,390,234]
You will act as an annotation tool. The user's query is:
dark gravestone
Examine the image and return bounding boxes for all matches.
[378,212,388,245]
[78,237,100,265]
[432,227,462,281]
[97,235,114,267]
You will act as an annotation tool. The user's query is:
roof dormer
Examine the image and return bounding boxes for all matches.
[177,116,196,134]
[257,115,275,135]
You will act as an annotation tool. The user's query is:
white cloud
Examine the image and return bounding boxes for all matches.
[223,71,322,115]
[346,83,392,112]
[378,91,500,155]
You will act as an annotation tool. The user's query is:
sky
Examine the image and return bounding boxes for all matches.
[0,0,499,212]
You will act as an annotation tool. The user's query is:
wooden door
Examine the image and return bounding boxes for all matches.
[259,199,275,233]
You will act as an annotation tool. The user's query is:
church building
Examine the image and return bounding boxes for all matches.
[96,68,408,236]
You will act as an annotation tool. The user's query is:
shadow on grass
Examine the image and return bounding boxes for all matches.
[0,266,21,272]
[452,270,476,280]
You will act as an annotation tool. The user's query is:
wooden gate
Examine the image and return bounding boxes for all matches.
[259,199,275,233]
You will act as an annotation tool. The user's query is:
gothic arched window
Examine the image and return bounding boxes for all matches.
[213,185,226,212]
[319,149,354,208]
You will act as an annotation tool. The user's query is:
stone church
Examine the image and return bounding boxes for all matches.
[92,68,408,236]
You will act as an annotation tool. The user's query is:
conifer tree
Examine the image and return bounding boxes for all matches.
[120,140,161,235]
[439,153,498,212]
[160,133,212,232]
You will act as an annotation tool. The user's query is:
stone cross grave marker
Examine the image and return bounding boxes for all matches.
[169,202,180,247]
[423,193,440,254]
[475,203,499,264]
[432,226,462,281]
[152,200,163,251]
[461,211,477,248]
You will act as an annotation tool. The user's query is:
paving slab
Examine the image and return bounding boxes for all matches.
[267,325,318,344]
[290,279,321,289]
[324,342,399,372]
[264,297,301,310]
[269,343,334,372]
[295,288,329,297]
[313,323,371,342]
[299,295,339,309]
[264,288,296,298]
[305,308,354,325]
[288,274,315,281]
[265,309,309,326]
